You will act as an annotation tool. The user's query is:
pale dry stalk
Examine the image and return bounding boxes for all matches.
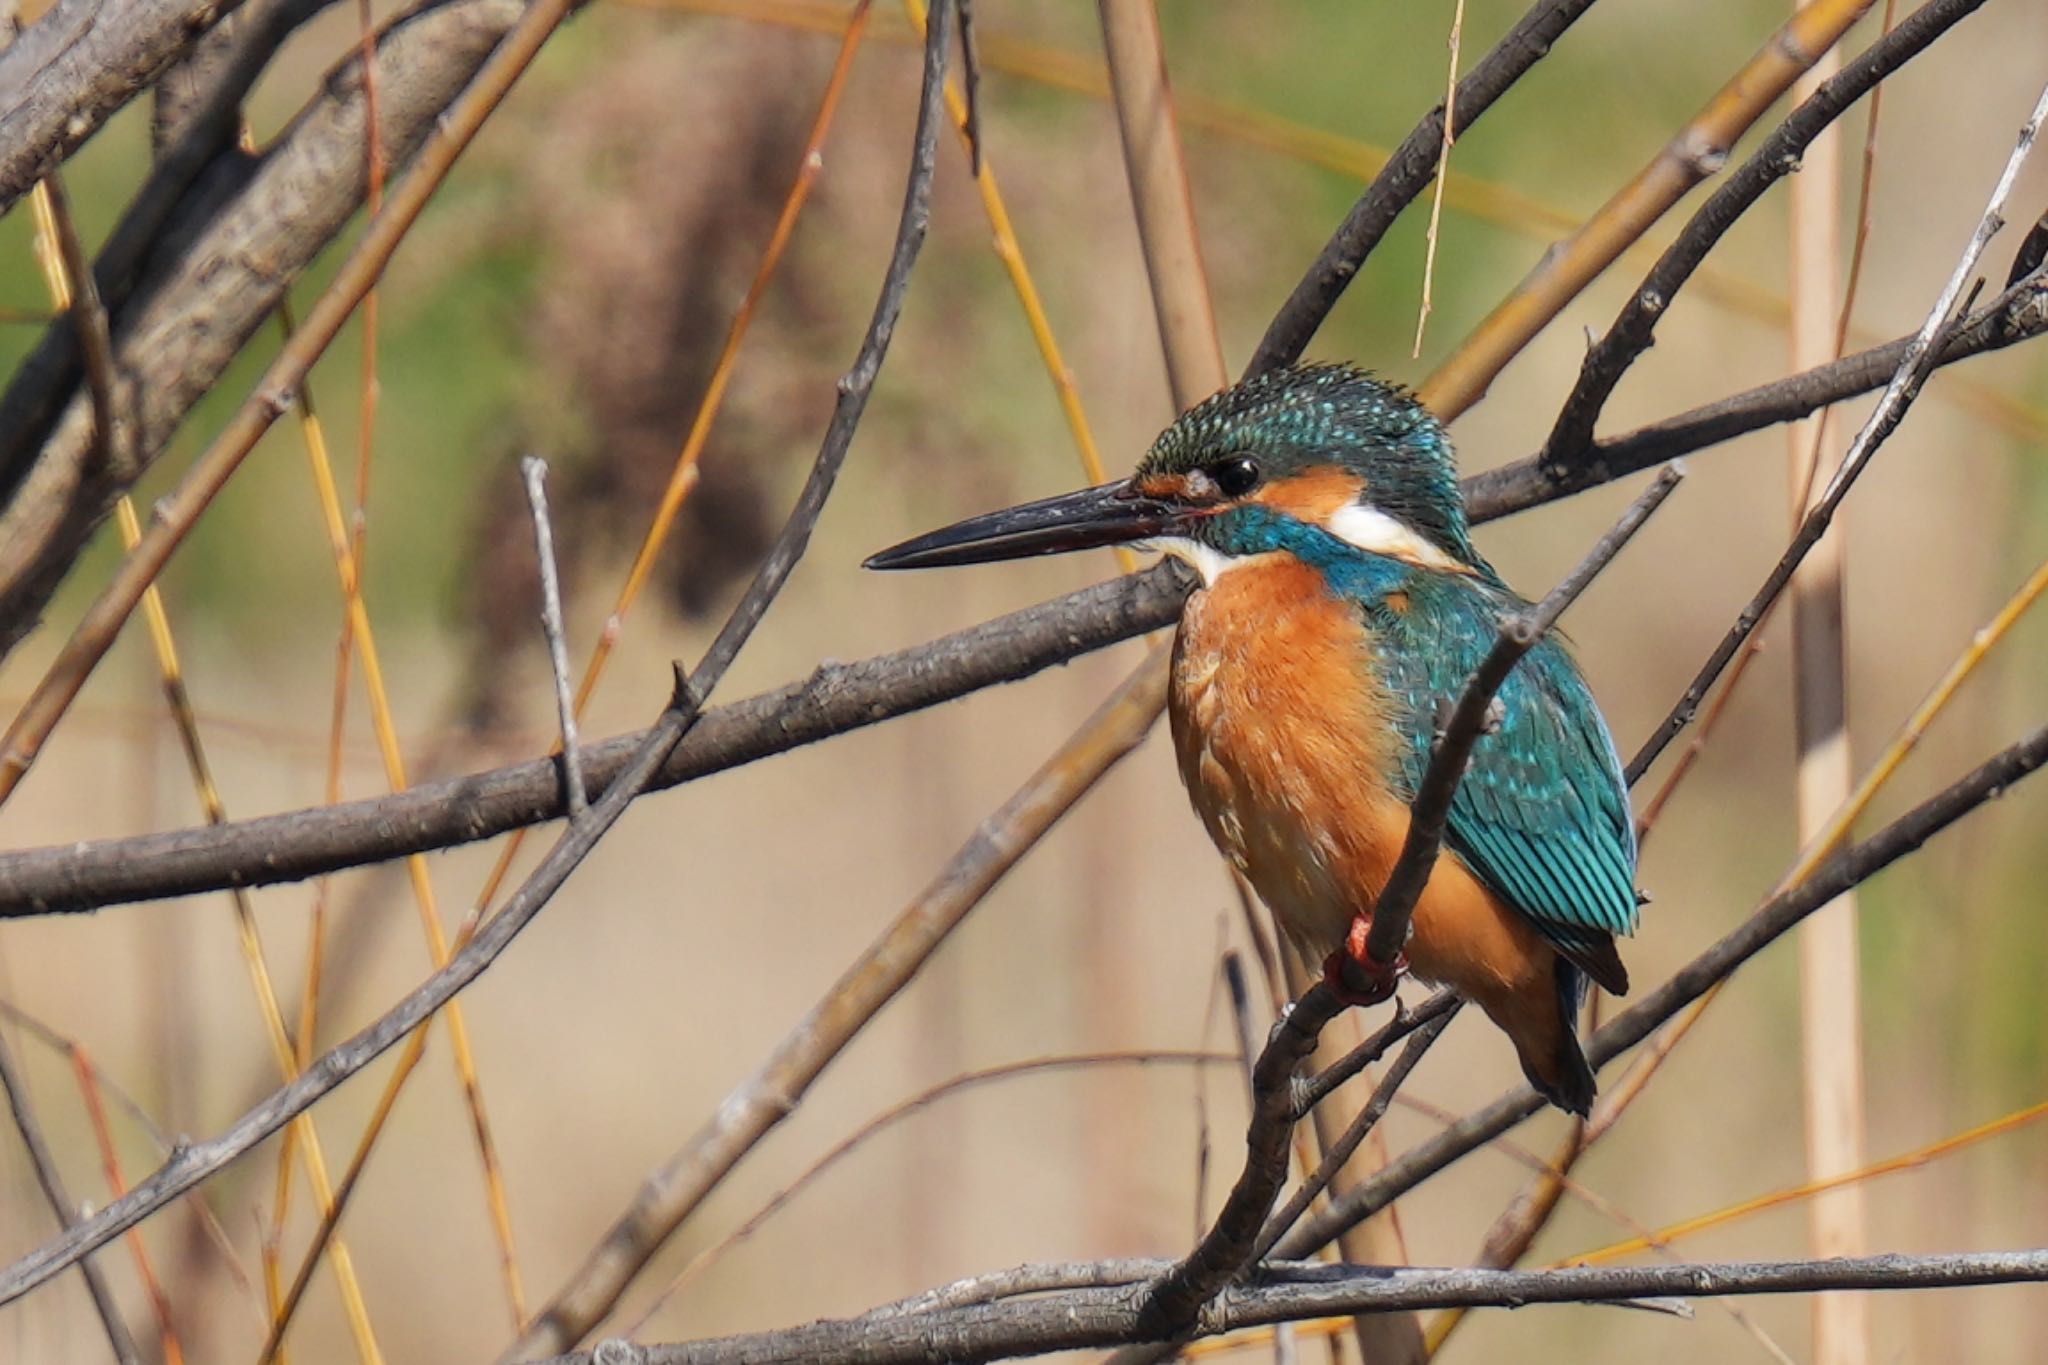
[1785,28,1871,1365]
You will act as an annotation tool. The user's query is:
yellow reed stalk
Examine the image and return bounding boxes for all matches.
[70,1046,185,1365]
[1562,1097,2048,1268]
[293,404,529,1324]
[26,179,386,1365]
[899,0,1124,532]
[1418,0,1878,418]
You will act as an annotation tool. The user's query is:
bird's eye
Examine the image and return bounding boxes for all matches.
[1207,456,1261,498]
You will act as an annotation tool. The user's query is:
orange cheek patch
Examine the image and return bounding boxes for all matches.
[1136,472,1193,500]
[1252,466,1365,523]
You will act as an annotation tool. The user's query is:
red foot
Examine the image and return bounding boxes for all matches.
[1321,915,1407,1008]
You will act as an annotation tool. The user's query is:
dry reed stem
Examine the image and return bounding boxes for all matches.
[0,1000,259,1319]
[1784,30,1870,1365]
[0,0,582,807]
[71,1049,182,1365]
[0,1024,140,1365]
[900,0,1128,577]
[1411,0,1464,360]
[1097,0,1228,406]
[25,169,386,1365]
[292,396,527,1328]
[1418,0,1877,417]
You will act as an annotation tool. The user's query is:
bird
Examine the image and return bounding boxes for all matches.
[864,363,1640,1116]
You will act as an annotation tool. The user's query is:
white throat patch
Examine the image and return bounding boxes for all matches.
[1326,504,1467,573]
[1152,537,1245,586]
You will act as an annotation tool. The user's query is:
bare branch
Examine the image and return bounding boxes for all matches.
[1363,463,1682,965]
[532,1248,2048,1364]
[1251,1007,1459,1261]
[1249,0,1602,376]
[1121,990,1447,1347]
[0,1027,141,1365]
[0,0,248,215]
[522,456,586,815]
[1626,78,2048,782]
[0,0,533,666]
[1466,273,2048,520]
[1538,0,1992,468]
[0,561,1188,917]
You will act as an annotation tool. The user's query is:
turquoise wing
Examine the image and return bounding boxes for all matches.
[1441,637,1639,986]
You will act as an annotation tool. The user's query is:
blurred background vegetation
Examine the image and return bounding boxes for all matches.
[0,0,2044,1361]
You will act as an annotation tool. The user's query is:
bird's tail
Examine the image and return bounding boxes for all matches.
[1497,958,1598,1117]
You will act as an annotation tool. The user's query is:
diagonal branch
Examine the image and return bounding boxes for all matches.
[0,1027,141,1365]
[1537,0,1992,470]
[1276,718,2048,1261]
[1249,0,1602,375]
[0,0,248,215]
[0,563,1190,917]
[1465,272,2048,521]
[1627,77,2048,782]
[1363,462,1681,964]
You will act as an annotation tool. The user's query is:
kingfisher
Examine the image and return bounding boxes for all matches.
[865,364,1639,1115]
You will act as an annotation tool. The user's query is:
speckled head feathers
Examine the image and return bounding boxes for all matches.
[1138,363,1476,565]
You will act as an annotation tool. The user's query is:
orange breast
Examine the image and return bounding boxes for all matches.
[1167,559,1555,1014]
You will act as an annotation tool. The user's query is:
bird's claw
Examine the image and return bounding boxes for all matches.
[1321,916,1407,1008]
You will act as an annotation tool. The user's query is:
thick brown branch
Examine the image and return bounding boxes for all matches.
[0,0,247,215]
[0,0,526,658]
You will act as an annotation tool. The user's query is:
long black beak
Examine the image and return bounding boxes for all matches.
[864,480,1179,570]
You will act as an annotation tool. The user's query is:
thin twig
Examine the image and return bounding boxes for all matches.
[522,456,585,815]
[1249,0,1601,375]
[0,1025,141,1365]
[1252,1006,1460,1262]
[622,1049,1236,1336]
[1419,0,1878,419]
[1628,77,2048,782]
[1293,989,1460,1116]
[1537,0,1990,469]
[1124,983,1417,1344]
[1411,0,1464,359]
[1469,271,2048,519]
[36,174,129,478]
[1096,0,1229,406]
